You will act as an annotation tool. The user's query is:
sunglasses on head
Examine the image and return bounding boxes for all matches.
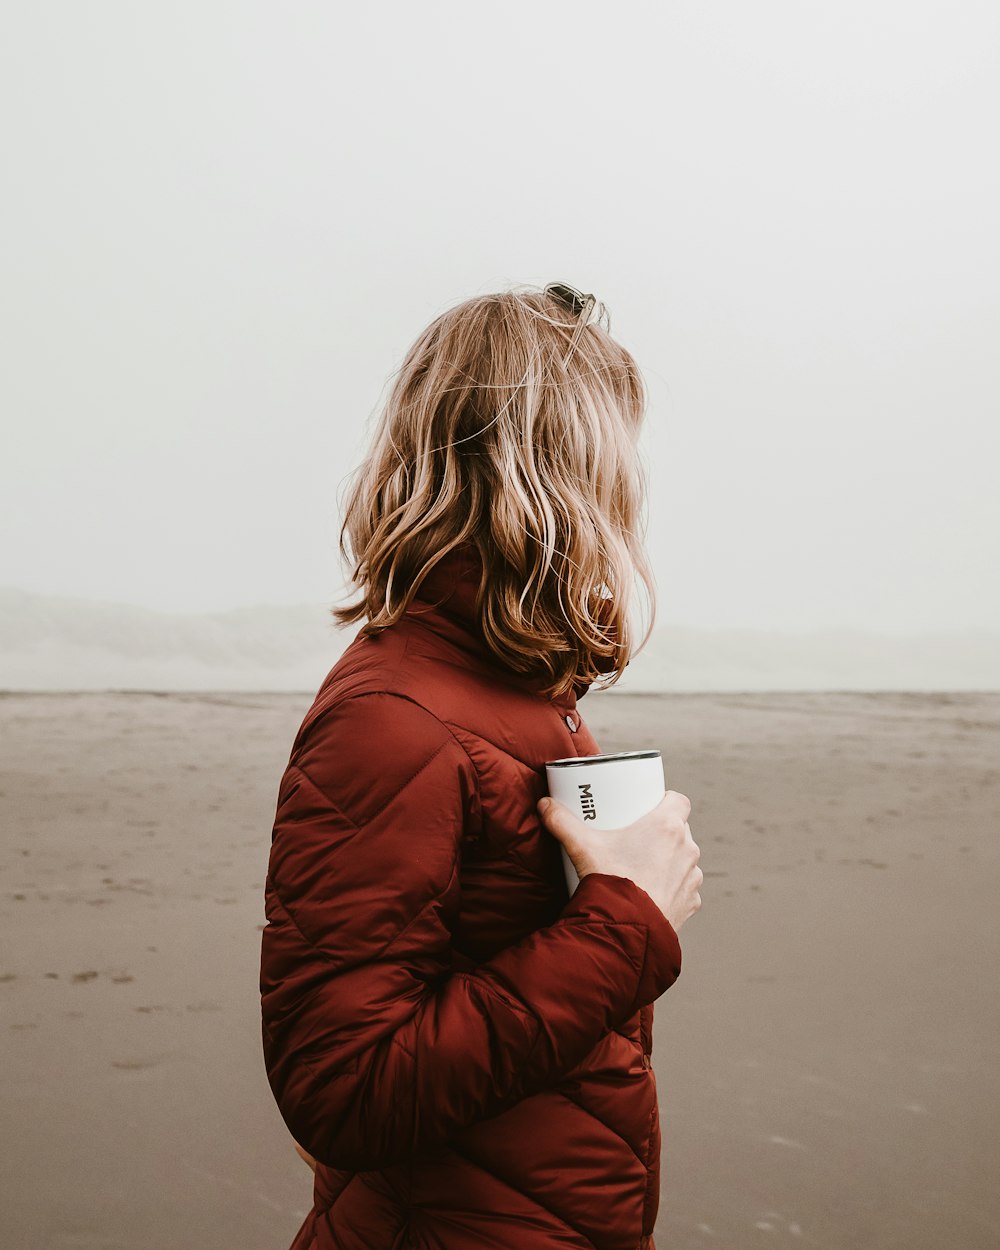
[543,282,600,366]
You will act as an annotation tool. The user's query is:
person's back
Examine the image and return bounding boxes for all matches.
[259,283,703,1250]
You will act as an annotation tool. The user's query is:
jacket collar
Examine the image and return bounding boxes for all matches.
[406,541,593,708]
[410,541,483,628]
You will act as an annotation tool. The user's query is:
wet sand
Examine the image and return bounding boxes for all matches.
[1,690,997,1249]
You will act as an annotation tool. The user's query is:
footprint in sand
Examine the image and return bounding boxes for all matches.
[71,970,99,983]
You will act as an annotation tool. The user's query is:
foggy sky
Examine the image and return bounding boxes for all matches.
[2,1,997,635]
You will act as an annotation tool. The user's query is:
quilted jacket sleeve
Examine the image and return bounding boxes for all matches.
[260,691,682,1171]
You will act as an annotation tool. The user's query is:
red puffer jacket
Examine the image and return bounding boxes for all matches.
[260,541,684,1250]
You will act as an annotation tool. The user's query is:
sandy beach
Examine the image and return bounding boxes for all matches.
[1,689,997,1250]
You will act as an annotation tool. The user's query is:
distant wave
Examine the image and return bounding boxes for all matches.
[0,588,997,692]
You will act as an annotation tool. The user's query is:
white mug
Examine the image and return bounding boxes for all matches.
[544,750,666,896]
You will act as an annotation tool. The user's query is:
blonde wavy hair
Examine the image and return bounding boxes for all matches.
[330,283,656,700]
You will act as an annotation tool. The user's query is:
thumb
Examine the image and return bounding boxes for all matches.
[537,796,594,878]
[537,796,582,841]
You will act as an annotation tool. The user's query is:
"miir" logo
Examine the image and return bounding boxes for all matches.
[578,782,597,821]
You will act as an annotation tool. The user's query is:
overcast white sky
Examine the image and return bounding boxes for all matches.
[2,1,997,635]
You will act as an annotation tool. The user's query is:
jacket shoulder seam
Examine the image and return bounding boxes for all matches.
[327,688,483,797]
[292,731,453,831]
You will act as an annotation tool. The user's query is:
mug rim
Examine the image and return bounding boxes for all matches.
[545,750,661,768]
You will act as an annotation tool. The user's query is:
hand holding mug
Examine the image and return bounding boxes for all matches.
[537,789,703,933]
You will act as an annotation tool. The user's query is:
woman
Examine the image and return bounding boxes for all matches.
[259,282,704,1250]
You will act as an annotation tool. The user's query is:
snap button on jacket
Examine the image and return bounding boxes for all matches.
[260,543,684,1250]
